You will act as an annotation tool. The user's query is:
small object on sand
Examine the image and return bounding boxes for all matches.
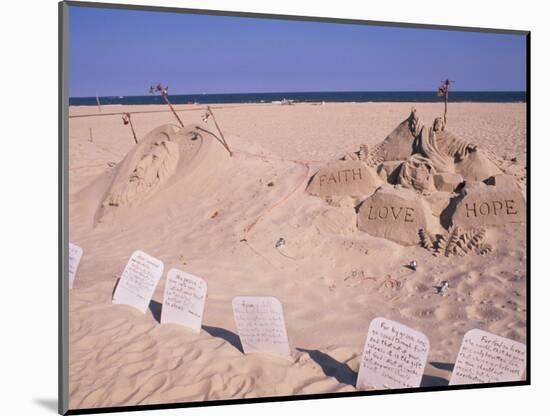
[275,237,286,248]
[267,181,274,187]
[409,260,417,271]
[437,280,450,294]
[211,211,219,219]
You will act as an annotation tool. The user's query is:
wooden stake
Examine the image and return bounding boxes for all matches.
[444,88,449,125]
[96,95,102,112]
[195,126,232,156]
[162,92,184,128]
[122,113,138,144]
[206,106,232,156]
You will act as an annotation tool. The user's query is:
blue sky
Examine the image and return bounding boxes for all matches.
[69,6,527,97]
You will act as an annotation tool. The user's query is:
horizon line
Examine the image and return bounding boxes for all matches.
[70,90,527,99]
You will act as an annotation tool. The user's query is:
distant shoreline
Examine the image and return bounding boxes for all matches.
[69,91,527,106]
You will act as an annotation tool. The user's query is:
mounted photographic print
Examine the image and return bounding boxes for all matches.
[59,1,529,414]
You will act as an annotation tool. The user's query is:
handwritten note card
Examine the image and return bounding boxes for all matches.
[356,317,430,389]
[232,296,291,357]
[161,268,207,332]
[112,250,164,313]
[449,329,526,385]
[68,243,83,289]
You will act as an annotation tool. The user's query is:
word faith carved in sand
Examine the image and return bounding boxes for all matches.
[112,250,164,313]
[161,268,207,332]
[319,168,363,188]
[68,243,83,289]
[232,296,291,357]
[449,329,526,385]
[364,206,415,223]
[464,199,519,218]
[357,317,430,389]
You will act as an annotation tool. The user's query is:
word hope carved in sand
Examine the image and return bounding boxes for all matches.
[357,317,430,389]
[112,250,164,313]
[449,329,526,385]
[464,200,518,218]
[161,268,207,332]
[232,296,291,357]
[68,243,83,289]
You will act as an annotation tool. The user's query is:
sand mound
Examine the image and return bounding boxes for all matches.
[377,108,422,161]
[307,109,514,247]
[95,123,231,223]
[433,173,464,192]
[455,149,503,181]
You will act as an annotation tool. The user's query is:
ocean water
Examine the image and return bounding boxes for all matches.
[69,91,526,106]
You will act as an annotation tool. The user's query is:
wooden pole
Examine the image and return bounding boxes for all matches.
[128,118,138,144]
[122,113,138,144]
[444,89,448,125]
[96,95,102,112]
[195,126,232,156]
[207,106,232,156]
[162,92,184,128]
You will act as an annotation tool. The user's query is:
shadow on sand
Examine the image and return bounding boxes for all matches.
[149,300,162,323]
[202,325,244,353]
[430,361,455,372]
[296,347,357,386]
[420,374,449,387]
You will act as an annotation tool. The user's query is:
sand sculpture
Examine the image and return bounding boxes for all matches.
[95,123,230,223]
[307,109,526,247]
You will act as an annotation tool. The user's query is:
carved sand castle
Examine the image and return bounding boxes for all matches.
[307,109,526,248]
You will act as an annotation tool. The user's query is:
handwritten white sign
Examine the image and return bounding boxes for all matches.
[112,250,164,313]
[449,329,526,385]
[161,268,207,332]
[232,296,291,357]
[356,317,430,389]
[68,243,83,289]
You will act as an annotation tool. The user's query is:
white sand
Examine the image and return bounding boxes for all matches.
[68,102,527,409]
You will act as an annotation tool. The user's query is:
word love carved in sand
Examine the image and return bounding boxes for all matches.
[161,269,207,332]
[68,243,83,289]
[449,329,526,385]
[358,185,432,245]
[357,317,430,389]
[112,250,164,313]
[232,296,291,357]
[363,205,415,223]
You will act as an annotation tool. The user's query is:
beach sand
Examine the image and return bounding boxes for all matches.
[68,102,527,409]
